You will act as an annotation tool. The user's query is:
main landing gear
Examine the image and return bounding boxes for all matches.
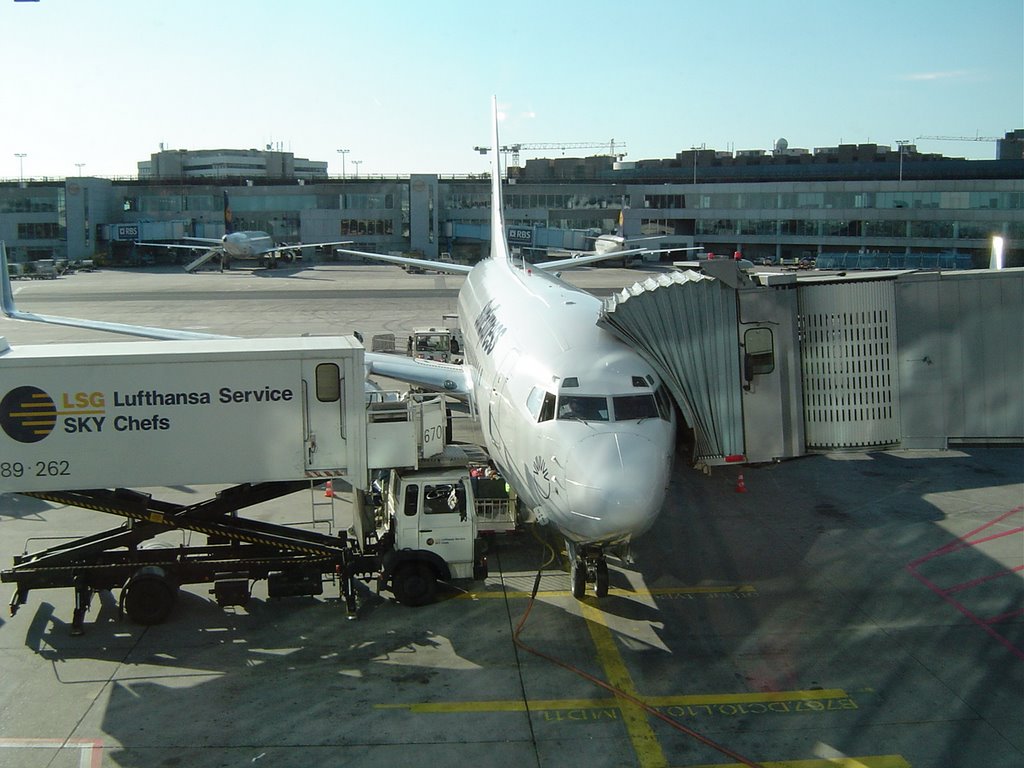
[567,541,609,599]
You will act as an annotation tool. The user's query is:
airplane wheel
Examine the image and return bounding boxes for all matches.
[571,558,587,600]
[121,566,178,625]
[595,559,609,598]
[392,562,437,607]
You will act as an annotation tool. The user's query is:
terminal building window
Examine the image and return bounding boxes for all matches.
[0,189,60,213]
[17,222,63,240]
[340,219,394,236]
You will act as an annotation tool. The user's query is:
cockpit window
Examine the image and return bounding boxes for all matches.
[527,387,557,422]
[539,392,556,422]
[612,393,659,420]
[655,384,673,421]
[557,395,609,421]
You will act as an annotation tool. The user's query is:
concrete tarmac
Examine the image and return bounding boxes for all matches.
[0,263,1021,767]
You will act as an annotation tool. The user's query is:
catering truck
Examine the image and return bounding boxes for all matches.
[0,335,513,632]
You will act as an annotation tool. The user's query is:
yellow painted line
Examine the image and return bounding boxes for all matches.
[456,585,757,600]
[580,600,668,768]
[376,697,612,713]
[375,687,850,714]
[685,755,910,768]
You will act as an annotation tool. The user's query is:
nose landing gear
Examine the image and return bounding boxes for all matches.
[567,542,610,599]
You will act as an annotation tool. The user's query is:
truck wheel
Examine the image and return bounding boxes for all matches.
[392,562,437,607]
[121,566,178,625]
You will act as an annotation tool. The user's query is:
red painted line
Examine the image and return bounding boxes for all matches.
[908,506,1023,568]
[906,506,1024,661]
[907,565,1024,660]
[944,564,1024,595]
[986,606,1024,624]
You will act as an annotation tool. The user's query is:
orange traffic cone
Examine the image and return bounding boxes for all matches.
[324,480,333,498]
[735,474,747,493]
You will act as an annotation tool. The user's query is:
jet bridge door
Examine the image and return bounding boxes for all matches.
[797,280,900,449]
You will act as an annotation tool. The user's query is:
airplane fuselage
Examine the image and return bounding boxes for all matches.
[593,234,627,255]
[222,231,276,259]
[457,257,676,547]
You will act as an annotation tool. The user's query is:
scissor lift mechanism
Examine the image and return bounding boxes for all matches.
[1,482,377,634]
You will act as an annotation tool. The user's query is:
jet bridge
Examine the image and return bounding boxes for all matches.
[599,262,1024,464]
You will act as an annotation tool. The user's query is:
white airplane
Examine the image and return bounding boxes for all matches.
[0,98,678,599]
[137,193,352,272]
[337,98,678,597]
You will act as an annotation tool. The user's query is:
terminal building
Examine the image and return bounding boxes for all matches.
[0,134,1021,456]
[0,130,1021,267]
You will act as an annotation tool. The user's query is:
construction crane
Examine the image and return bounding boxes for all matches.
[916,134,1001,142]
[474,141,627,165]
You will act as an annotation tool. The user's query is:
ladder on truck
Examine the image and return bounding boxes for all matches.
[1,481,359,634]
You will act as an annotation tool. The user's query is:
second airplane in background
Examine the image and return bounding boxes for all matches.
[138,192,351,273]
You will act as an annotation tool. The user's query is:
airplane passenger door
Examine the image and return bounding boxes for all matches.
[488,349,519,450]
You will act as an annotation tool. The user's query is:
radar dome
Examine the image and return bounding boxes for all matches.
[775,137,789,152]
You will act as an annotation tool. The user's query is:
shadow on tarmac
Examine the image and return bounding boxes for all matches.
[5,447,1022,767]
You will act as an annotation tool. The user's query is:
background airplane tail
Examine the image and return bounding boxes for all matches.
[223,191,234,234]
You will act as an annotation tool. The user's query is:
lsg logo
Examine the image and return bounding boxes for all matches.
[0,386,58,443]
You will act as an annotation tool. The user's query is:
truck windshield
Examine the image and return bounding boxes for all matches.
[424,482,466,517]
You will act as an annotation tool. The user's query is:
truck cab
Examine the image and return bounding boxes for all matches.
[355,448,515,606]
[407,327,460,363]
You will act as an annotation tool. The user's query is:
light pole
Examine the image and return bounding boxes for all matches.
[14,153,26,185]
[75,163,86,177]
[336,148,349,179]
[690,145,703,184]
[352,160,362,178]
[896,140,910,182]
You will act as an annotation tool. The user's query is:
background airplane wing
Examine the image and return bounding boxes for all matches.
[279,240,355,252]
[532,247,652,270]
[335,247,473,275]
[136,241,221,251]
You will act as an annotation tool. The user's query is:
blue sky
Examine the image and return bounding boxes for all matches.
[2,0,1021,179]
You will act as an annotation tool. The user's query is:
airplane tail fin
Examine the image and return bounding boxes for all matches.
[223,191,234,234]
[489,97,511,263]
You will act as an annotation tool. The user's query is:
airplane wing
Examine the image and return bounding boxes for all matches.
[274,240,354,252]
[335,247,473,275]
[3,241,469,396]
[364,352,469,396]
[136,241,221,251]
[1,243,230,341]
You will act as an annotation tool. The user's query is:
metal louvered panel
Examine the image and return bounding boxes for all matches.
[798,280,900,449]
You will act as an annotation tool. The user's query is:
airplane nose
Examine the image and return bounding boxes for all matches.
[564,432,671,543]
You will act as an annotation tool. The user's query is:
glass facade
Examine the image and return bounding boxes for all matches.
[0,188,62,213]
[646,190,1024,211]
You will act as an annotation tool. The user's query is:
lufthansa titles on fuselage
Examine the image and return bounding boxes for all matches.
[473,299,507,356]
